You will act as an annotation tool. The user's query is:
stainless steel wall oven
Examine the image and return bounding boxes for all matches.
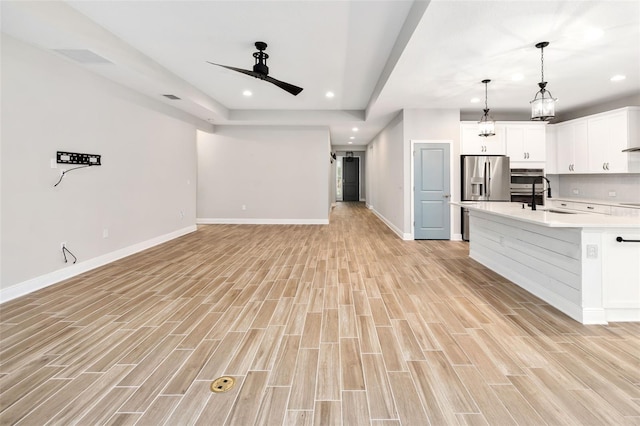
[510,168,545,205]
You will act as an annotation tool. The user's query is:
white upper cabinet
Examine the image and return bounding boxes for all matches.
[588,110,632,173]
[552,107,640,174]
[555,121,588,173]
[460,122,506,155]
[505,125,546,162]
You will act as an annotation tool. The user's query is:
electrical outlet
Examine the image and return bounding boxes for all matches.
[102,228,109,238]
[242,205,247,211]
[179,210,185,219]
[609,191,616,197]
[586,244,598,259]
[50,159,58,169]
[572,188,580,195]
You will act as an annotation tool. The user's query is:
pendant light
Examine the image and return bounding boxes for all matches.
[530,41,557,121]
[478,79,495,137]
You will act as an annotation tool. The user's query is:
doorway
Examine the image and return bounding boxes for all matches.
[413,142,451,239]
[342,157,360,201]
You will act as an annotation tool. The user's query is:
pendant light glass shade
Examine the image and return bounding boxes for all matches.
[478,79,495,137]
[530,42,557,121]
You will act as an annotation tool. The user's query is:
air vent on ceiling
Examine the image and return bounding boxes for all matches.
[54,49,112,64]
[162,94,181,100]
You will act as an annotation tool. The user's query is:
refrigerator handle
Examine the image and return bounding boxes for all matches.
[486,162,491,198]
[483,162,488,196]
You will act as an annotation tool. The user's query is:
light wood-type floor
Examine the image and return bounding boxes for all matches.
[1,202,639,425]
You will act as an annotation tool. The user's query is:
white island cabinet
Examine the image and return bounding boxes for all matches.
[452,201,640,324]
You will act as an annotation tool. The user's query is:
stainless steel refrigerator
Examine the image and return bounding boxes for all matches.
[461,155,510,241]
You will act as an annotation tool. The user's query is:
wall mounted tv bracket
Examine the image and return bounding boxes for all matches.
[56,151,101,165]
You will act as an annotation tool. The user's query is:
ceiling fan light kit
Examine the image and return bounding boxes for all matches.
[207,41,303,96]
[478,79,495,137]
[530,41,557,121]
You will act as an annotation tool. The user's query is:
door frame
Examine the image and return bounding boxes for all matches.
[410,140,454,239]
[337,154,362,201]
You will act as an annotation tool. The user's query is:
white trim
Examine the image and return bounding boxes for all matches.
[451,233,463,241]
[369,206,413,240]
[410,140,454,240]
[197,218,329,225]
[0,225,197,304]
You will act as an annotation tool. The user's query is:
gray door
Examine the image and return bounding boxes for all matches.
[414,143,451,239]
[343,157,359,201]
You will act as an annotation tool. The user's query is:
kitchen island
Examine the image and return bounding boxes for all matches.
[452,201,640,324]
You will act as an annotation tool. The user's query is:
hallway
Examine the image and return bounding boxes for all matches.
[1,202,639,425]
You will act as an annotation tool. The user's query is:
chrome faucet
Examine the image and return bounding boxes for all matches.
[531,176,552,210]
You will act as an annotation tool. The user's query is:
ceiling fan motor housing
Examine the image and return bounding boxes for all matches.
[253,42,269,77]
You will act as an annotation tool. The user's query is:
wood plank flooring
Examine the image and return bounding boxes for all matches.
[1,202,639,425]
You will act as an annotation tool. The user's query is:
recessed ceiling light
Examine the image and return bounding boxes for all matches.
[352,127,359,132]
[350,136,355,140]
[583,27,604,42]
[348,141,353,144]
[243,90,252,97]
[511,73,524,81]
[470,97,480,103]
[610,74,626,82]
[326,91,335,98]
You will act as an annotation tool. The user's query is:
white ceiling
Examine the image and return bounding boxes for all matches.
[2,1,639,146]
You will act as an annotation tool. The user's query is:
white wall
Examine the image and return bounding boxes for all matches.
[1,35,200,300]
[365,109,461,240]
[403,109,461,238]
[365,112,405,236]
[197,126,330,224]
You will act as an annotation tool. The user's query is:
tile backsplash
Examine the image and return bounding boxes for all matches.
[547,174,640,202]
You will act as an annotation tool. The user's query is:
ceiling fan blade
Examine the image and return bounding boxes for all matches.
[206,61,262,79]
[264,75,304,96]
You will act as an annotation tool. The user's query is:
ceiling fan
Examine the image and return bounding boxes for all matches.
[207,41,303,96]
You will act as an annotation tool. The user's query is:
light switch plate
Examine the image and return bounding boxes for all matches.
[586,244,598,259]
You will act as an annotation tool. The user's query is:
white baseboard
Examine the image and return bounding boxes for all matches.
[197,218,329,225]
[451,233,463,241]
[368,207,412,240]
[0,225,197,304]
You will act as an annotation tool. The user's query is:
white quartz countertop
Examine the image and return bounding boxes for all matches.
[452,201,640,228]
[550,197,640,209]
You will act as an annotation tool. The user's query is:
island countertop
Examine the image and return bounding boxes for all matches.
[451,201,640,228]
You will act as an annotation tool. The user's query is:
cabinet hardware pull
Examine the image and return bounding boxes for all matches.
[616,236,640,243]
[587,206,594,209]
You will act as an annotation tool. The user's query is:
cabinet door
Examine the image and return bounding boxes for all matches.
[506,126,525,160]
[588,112,628,173]
[556,124,574,173]
[573,121,589,173]
[523,127,546,161]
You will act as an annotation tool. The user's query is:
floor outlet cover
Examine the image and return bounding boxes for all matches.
[210,376,235,393]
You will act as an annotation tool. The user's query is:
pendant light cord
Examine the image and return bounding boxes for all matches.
[484,81,489,110]
[540,45,545,83]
